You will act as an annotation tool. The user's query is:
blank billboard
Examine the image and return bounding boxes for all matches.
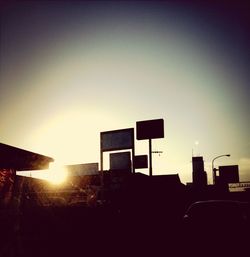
[101,128,134,152]
[136,119,164,140]
[66,163,99,176]
[219,165,239,183]
[110,152,131,172]
[134,155,148,169]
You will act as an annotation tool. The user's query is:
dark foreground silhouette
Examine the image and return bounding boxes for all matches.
[1,182,249,257]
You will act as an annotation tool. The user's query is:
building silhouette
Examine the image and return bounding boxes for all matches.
[192,156,207,189]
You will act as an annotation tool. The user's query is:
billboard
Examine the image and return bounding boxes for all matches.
[136,119,164,140]
[101,128,134,152]
[110,152,131,172]
[134,155,148,169]
[66,163,99,176]
[219,165,239,183]
[228,182,250,192]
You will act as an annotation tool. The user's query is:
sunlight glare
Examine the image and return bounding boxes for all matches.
[46,162,68,185]
[28,108,127,165]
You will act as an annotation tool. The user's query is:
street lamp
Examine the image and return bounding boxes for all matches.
[212,154,230,185]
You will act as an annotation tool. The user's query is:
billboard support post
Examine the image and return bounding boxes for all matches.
[136,119,164,176]
[132,148,135,174]
[100,143,104,200]
[149,139,152,176]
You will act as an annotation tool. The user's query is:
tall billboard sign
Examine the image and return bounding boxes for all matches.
[219,165,239,183]
[100,128,135,173]
[136,119,164,140]
[101,128,134,152]
[110,152,131,172]
[66,163,99,176]
[134,155,148,169]
[136,119,164,176]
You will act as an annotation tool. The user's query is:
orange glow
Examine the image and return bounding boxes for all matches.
[46,163,68,185]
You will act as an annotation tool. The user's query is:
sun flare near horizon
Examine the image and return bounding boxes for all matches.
[27,108,127,166]
[17,162,68,185]
[46,163,68,185]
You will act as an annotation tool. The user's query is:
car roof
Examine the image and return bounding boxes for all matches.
[186,200,249,216]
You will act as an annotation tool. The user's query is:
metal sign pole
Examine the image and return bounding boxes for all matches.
[132,129,135,174]
[149,138,152,176]
[100,144,104,201]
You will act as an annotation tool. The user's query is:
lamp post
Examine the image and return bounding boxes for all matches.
[212,154,230,185]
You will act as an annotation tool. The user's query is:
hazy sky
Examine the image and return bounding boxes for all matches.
[1,1,249,183]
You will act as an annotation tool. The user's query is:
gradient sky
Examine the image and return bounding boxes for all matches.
[1,1,249,183]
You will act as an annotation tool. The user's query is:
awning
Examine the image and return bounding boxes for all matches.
[0,143,54,170]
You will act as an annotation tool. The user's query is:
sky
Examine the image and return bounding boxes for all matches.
[1,1,249,184]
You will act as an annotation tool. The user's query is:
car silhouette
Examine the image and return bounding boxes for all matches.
[182,200,249,254]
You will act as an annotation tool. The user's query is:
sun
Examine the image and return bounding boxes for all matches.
[46,163,68,185]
